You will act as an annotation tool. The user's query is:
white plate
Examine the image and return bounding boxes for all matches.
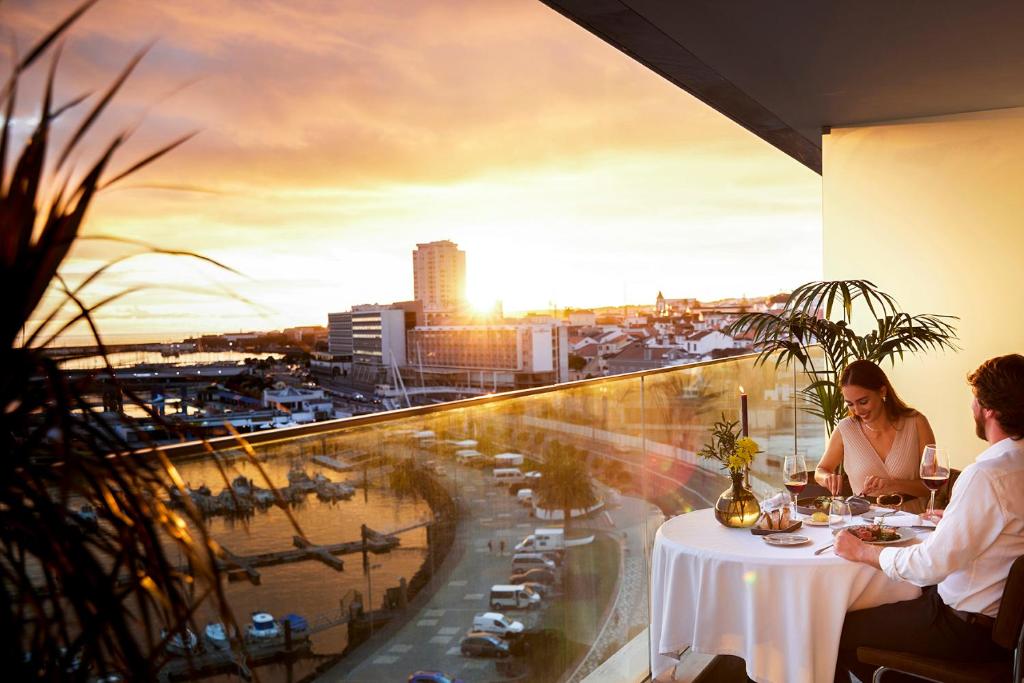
[803,517,830,526]
[763,533,811,547]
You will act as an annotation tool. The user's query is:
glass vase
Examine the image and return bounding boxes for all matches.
[714,470,761,528]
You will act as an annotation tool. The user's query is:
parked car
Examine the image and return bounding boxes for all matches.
[407,672,465,683]
[460,632,511,658]
[509,567,556,585]
[511,552,556,571]
[517,580,550,597]
[473,612,524,637]
[489,584,542,610]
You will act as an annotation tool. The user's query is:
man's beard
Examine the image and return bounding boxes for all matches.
[975,412,986,440]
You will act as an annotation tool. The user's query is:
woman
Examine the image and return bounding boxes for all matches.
[815,360,935,511]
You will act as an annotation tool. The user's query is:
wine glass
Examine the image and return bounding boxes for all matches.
[920,444,950,516]
[829,499,851,533]
[783,454,808,517]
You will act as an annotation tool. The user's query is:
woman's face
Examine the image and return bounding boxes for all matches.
[842,383,886,422]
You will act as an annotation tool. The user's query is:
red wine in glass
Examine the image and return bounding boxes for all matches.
[783,454,808,515]
[919,445,950,515]
[785,481,808,495]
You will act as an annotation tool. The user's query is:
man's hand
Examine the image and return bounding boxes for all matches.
[834,530,883,569]
[921,509,944,525]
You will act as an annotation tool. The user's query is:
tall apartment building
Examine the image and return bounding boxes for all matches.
[327,312,353,357]
[407,324,569,388]
[412,240,466,314]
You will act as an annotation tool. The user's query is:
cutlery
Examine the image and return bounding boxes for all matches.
[814,543,834,555]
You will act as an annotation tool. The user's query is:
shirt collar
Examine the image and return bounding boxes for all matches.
[976,436,1024,463]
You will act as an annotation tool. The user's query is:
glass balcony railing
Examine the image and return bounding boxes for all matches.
[158,352,826,683]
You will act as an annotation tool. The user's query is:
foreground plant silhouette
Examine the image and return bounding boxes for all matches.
[0,2,295,678]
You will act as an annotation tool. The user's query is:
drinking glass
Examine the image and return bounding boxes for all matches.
[829,499,851,533]
[919,444,950,516]
[783,454,808,517]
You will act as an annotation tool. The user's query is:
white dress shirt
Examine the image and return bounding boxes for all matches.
[879,437,1024,616]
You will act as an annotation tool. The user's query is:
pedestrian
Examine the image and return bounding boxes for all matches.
[487,539,493,553]
[499,539,506,555]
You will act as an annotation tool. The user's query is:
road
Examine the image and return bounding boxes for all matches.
[323,461,547,682]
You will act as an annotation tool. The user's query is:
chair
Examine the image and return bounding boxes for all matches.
[856,554,1024,682]
[935,468,963,509]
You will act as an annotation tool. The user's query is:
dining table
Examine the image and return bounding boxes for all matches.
[650,507,924,683]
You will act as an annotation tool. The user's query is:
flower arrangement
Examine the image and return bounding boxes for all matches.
[697,414,760,475]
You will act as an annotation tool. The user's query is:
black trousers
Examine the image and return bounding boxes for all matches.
[835,586,1008,682]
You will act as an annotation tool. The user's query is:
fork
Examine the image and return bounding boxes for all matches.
[814,543,834,556]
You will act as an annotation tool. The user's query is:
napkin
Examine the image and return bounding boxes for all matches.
[762,492,789,512]
[865,511,936,528]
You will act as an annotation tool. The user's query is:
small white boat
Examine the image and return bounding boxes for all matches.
[252,489,275,506]
[204,622,230,650]
[247,612,281,640]
[162,627,199,655]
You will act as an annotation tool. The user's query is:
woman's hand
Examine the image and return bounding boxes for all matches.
[818,469,844,496]
[860,475,888,495]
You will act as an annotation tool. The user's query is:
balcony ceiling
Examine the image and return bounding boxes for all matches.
[541,0,1024,174]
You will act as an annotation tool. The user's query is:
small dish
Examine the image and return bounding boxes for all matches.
[803,516,830,526]
[763,533,811,547]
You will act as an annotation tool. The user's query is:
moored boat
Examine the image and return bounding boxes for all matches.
[247,611,281,640]
[162,627,199,655]
[204,622,230,650]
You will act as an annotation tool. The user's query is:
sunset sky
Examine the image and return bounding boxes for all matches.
[4,0,822,342]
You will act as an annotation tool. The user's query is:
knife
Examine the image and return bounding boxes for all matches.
[814,543,834,555]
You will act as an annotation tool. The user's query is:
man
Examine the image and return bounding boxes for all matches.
[833,354,1024,682]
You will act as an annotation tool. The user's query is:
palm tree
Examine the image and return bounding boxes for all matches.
[726,280,958,435]
[534,442,598,531]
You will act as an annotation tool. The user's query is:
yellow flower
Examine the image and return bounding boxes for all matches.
[735,437,759,465]
[726,454,746,471]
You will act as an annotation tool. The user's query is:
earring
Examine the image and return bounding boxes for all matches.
[883,396,887,403]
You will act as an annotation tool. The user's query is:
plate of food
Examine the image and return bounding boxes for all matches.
[762,533,811,547]
[803,511,831,526]
[796,496,870,516]
[837,524,913,545]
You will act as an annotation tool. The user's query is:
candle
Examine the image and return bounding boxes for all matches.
[740,387,749,437]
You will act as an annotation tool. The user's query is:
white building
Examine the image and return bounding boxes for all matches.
[413,240,466,314]
[680,329,737,355]
[261,386,333,424]
[407,324,569,387]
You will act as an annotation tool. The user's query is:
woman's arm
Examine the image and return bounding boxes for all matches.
[814,428,846,495]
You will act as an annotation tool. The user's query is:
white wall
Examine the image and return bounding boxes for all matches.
[823,106,1024,468]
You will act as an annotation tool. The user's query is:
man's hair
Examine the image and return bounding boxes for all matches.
[968,354,1024,439]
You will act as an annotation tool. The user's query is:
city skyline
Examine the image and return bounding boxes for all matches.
[4,0,822,342]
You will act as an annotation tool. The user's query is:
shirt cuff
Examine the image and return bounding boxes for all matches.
[878,547,902,580]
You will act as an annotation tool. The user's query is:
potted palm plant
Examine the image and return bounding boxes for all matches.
[726,279,959,436]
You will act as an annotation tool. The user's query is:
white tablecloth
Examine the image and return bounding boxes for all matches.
[650,508,922,683]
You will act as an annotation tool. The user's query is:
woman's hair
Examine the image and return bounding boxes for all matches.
[839,359,916,421]
[968,354,1024,439]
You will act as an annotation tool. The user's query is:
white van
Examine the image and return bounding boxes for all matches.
[511,552,556,570]
[489,584,541,610]
[516,488,533,505]
[492,467,524,484]
[472,612,524,637]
